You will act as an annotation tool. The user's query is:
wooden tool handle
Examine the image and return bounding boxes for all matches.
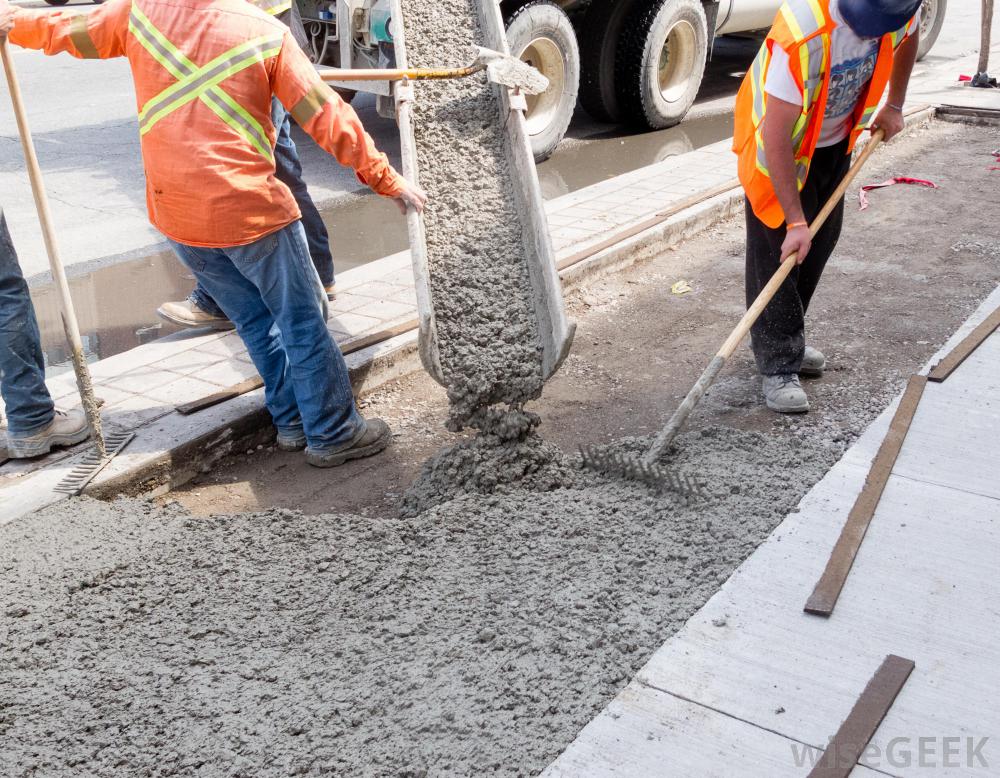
[644,128,886,464]
[1,39,106,454]
[321,64,482,82]
[716,128,886,360]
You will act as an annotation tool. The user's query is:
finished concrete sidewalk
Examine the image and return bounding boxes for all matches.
[544,284,1000,776]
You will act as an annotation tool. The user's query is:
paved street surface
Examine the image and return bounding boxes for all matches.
[0,0,991,279]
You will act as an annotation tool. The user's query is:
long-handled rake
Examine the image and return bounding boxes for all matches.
[320,46,550,94]
[1,39,108,458]
[582,129,887,496]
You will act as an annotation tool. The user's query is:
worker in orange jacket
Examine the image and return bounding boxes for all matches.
[157,0,338,330]
[0,0,426,467]
[733,0,920,413]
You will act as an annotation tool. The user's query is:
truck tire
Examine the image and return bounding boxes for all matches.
[616,0,708,130]
[505,1,580,163]
[578,0,639,123]
[43,0,70,5]
[916,0,946,61]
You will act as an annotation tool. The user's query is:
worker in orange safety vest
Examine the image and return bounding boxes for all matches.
[0,0,427,467]
[732,0,920,413]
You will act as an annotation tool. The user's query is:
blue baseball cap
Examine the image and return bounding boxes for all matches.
[839,0,922,38]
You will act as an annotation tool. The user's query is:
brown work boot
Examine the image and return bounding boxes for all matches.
[157,298,234,330]
[305,418,391,468]
[6,408,90,459]
[324,283,338,301]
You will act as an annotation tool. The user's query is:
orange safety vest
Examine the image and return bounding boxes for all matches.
[733,0,916,228]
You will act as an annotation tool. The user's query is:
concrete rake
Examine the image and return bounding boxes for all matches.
[582,129,887,497]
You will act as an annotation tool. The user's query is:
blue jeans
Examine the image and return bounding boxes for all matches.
[191,98,334,318]
[0,210,54,435]
[168,222,363,451]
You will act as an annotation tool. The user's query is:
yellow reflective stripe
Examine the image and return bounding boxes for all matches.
[201,90,274,162]
[802,0,825,29]
[129,2,277,162]
[780,4,804,39]
[251,0,292,15]
[749,46,768,126]
[754,132,769,176]
[130,3,197,73]
[139,35,280,129]
[791,112,807,145]
[290,82,333,125]
[69,15,100,59]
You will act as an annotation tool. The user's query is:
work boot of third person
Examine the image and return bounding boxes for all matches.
[762,374,810,414]
[305,417,392,468]
[157,298,234,330]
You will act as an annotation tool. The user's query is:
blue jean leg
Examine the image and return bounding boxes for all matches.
[272,98,335,287]
[168,223,362,450]
[0,211,54,434]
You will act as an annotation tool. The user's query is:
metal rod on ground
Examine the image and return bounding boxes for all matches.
[640,128,886,464]
[581,129,887,491]
[1,39,106,457]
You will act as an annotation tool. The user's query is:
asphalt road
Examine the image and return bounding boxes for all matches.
[0,0,992,280]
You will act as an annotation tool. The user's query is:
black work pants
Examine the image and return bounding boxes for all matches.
[745,138,852,376]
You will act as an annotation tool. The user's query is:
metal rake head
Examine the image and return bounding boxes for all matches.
[579,446,705,500]
[54,430,135,496]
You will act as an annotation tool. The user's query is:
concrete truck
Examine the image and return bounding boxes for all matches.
[298,0,947,161]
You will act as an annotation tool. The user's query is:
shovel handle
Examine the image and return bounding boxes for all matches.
[320,64,483,82]
[643,128,886,464]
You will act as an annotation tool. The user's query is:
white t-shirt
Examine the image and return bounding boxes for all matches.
[763,0,917,147]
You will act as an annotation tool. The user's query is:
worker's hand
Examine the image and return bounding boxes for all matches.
[872,104,905,142]
[0,0,15,39]
[393,180,427,215]
[781,224,812,265]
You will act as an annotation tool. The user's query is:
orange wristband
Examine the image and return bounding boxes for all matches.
[786,220,808,229]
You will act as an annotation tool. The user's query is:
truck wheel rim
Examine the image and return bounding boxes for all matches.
[518,37,565,137]
[919,0,937,40]
[657,20,697,104]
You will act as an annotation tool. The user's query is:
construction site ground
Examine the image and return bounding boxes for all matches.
[3,119,997,776]
[175,118,999,519]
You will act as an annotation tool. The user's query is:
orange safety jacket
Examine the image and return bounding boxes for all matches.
[732,0,917,228]
[10,0,405,248]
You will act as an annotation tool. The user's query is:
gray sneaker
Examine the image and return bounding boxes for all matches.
[800,346,826,378]
[6,408,91,459]
[762,374,810,413]
[305,418,391,468]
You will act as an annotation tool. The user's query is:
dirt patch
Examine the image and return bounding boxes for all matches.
[2,121,999,775]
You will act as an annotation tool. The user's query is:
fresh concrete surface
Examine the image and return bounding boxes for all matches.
[544,285,1000,776]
